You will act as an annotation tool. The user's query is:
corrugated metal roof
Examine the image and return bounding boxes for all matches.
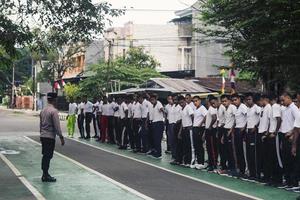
[150,78,210,93]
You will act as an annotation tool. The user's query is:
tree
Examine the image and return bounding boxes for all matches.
[198,0,300,93]
[79,48,164,97]
[64,83,80,102]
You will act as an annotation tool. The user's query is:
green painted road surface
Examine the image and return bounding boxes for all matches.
[73,138,299,200]
[0,136,142,200]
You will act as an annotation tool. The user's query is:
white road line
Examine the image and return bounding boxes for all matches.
[24,136,153,200]
[68,137,263,200]
[0,153,46,200]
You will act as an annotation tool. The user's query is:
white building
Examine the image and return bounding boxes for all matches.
[104,22,186,72]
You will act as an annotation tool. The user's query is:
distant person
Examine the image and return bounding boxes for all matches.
[67,98,77,138]
[77,98,85,139]
[39,92,65,182]
[83,95,93,139]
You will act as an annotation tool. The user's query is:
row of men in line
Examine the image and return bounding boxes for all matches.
[67,92,300,191]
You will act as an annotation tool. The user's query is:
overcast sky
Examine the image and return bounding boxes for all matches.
[98,0,196,27]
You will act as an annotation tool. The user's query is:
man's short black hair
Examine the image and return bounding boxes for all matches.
[209,96,218,101]
[193,95,200,100]
[185,94,191,97]
[220,94,230,100]
[261,94,270,100]
[281,92,292,98]
[245,93,253,98]
[269,93,278,101]
[231,93,240,99]
[178,95,185,101]
[150,93,158,99]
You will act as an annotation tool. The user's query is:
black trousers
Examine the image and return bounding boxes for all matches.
[174,122,183,163]
[193,127,205,165]
[133,118,142,150]
[114,117,122,145]
[107,116,115,144]
[218,127,228,170]
[85,112,93,138]
[246,129,256,177]
[77,114,85,138]
[92,114,98,137]
[206,128,218,168]
[292,140,300,187]
[152,121,164,157]
[234,128,246,174]
[148,122,154,151]
[141,118,149,152]
[226,129,236,171]
[281,134,296,186]
[40,137,55,176]
[256,133,264,178]
[182,127,193,165]
[120,118,129,147]
[128,119,135,149]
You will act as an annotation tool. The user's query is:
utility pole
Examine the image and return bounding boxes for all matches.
[11,62,15,109]
[106,39,113,93]
[32,59,36,111]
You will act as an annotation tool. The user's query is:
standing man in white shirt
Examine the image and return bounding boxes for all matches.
[205,96,218,171]
[185,94,196,110]
[257,95,272,181]
[114,98,122,145]
[107,97,116,144]
[245,93,261,179]
[67,98,77,138]
[149,94,164,158]
[83,95,93,139]
[292,98,300,194]
[127,96,135,150]
[280,93,300,188]
[77,97,85,139]
[99,96,109,143]
[223,95,237,175]
[92,97,100,138]
[132,95,142,152]
[118,97,129,149]
[179,95,194,166]
[217,95,227,173]
[192,96,207,169]
[231,93,247,176]
[165,94,177,159]
[139,93,150,153]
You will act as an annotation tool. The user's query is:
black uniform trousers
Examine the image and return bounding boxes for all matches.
[218,127,228,170]
[152,121,164,157]
[291,139,300,187]
[128,119,135,149]
[234,128,246,174]
[77,113,85,138]
[193,127,205,165]
[281,133,297,186]
[92,114,98,137]
[133,118,142,151]
[141,118,149,152]
[226,129,236,171]
[206,128,218,168]
[174,121,183,163]
[256,132,265,179]
[120,118,129,148]
[85,112,93,138]
[107,116,115,144]
[114,117,122,145]
[246,129,256,178]
[41,137,55,176]
[182,126,193,165]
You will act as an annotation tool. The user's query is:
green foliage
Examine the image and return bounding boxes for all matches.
[64,83,80,102]
[79,48,164,97]
[198,0,300,92]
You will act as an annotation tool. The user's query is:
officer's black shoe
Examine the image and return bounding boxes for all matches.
[42,175,56,182]
[92,135,98,138]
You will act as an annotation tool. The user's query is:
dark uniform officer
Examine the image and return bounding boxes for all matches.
[40,92,65,182]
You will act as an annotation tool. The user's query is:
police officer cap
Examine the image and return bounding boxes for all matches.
[47,92,58,99]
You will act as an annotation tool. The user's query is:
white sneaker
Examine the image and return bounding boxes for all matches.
[190,164,196,169]
[195,164,205,170]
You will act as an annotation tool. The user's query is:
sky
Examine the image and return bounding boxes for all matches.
[97,0,196,27]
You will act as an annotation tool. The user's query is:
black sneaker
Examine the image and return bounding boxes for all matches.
[170,160,179,165]
[42,175,56,182]
[92,135,98,138]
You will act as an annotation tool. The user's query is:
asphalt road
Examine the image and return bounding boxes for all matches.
[1,109,254,200]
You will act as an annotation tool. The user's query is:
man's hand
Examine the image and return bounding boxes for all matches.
[60,136,65,146]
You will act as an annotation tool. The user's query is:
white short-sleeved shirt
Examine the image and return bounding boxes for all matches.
[77,102,85,115]
[84,101,94,113]
[114,104,121,117]
[193,105,208,127]
[152,101,164,122]
[181,104,194,127]
[258,104,272,133]
[132,102,142,119]
[165,104,177,124]
[224,104,237,129]
[294,109,300,128]
[101,103,110,116]
[175,104,182,122]
[205,106,218,129]
[189,102,196,110]
[269,103,282,133]
[128,103,133,118]
[280,103,300,133]
[141,99,150,118]
[235,103,248,128]
[217,104,226,127]
[106,102,115,116]
[68,103,77,115]
[246,104,261,129]
[119,102,128,119]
